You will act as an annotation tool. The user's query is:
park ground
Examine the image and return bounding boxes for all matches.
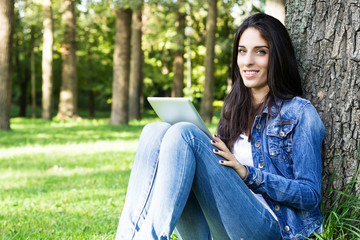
[1,108,359,239]
[0,109,219,239]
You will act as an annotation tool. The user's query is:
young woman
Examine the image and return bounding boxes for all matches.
[116,13,325,240]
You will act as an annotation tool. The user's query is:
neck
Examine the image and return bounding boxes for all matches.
[251,87,270,105]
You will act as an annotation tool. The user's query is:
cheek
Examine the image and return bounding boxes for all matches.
[237,56,243,69]
[260,57,269,69]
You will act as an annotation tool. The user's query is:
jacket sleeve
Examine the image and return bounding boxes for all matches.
[243,103,325,211]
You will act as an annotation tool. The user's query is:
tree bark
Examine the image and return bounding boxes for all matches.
[109,8,132,125]
[0,0,14,130]
[265,0,286,24]
[200,0,217,123]
[285,1,360,195]
[172,0,185,98]
[30,26,36,118]
[42,0,54,120]
[129,7,143,120]
[14,27,28,117]
[18,66,29,117]
[58,0,78,120]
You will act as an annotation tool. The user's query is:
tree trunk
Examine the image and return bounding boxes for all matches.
[15,32,28,117]
[200,0,217,123]
[285,1,360,195]
[0,0,14,130]
[58,0,78,120]
[265,0,286,24]
[109,8,132,125]
[129,7,143,120]
[42,0,54,120]
[172,0,185,98]
[86,0,95,119]
[30,26,36,118]
[19,66,30,117]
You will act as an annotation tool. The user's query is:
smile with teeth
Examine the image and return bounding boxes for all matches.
[243,70,259,77]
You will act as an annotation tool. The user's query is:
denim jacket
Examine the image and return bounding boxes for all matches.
[243,96,325,240]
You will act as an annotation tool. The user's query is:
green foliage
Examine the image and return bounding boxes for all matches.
[312,156,360,240]
[11,0,265,116]
[112,0,144,10]
[77,1,115,111]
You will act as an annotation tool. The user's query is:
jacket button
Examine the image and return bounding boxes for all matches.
[280,131,285,137]
[274,205,280,211]
[255,142,261,148]
[256,123,261,130]
[258,163,265,169]
[284,226,290,231]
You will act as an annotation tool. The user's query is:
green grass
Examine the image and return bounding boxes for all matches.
[1,110,359,239]
[313,156,360,240]
[0,111,219,239]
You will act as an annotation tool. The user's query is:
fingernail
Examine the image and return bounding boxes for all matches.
[220,160,224,164]
[213,134,217,138]
[214,149,218,152]
[211,140,216,144]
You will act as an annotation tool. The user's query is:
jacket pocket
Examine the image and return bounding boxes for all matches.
[266,121,295,177]
[266,121,295,160]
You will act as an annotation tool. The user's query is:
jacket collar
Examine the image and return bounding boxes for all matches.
[262,98,284,117]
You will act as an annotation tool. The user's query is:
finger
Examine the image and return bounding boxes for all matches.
[211,134,222,144]
[219,159,240,169]
[219,157,248,179]
[213,149,237,162]
[211,136,230,153]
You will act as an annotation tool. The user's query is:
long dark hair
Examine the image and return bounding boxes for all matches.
[218,13,303,149]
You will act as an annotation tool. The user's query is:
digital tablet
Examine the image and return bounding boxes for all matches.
[147,97,212,138]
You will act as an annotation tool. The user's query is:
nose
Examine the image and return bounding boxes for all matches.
[243,52,254,66]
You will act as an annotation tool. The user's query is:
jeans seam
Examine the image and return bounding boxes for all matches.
[159,138,192,238]
[130,156,160,239]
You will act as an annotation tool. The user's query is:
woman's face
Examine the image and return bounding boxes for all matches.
[237,27,270,97]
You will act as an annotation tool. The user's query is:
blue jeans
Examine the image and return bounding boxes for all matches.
[116,122,281,240]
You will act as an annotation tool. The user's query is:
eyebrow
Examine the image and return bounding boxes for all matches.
[238,45,269,49]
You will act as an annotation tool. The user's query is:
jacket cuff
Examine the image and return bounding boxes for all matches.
[243,165,263,189]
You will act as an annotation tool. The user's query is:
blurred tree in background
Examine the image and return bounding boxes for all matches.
[0,0,14,130]
[58,0,78,120]
[42,0,54,120]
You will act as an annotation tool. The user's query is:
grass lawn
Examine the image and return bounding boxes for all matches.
[1,109,359,239]
[0,111,219,239]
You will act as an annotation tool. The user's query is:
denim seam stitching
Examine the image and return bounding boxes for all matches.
[130,156,160,239]
[158,138,192,239]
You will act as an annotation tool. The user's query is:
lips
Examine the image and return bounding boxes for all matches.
[243,70,259,78]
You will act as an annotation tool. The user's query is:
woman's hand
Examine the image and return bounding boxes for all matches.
[211,135,248,180]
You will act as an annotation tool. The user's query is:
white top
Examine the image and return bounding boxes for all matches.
[232,134,278,221]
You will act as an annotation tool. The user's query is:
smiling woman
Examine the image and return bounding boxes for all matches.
[237,27,270,104]
[116,13,325,240]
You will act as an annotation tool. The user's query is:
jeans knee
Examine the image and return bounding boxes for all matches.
[170,122,197,134]
[142,122,171,137]
[163,122,199,142]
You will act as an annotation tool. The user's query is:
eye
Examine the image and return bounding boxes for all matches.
[257,49,267,55]
[238,49,246,54]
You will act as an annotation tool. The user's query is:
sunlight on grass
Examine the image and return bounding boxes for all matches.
[0,117,142,239]
[0,139,138,159]
[0,112,221,239]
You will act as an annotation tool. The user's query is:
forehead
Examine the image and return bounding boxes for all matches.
[238,27,268,47]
